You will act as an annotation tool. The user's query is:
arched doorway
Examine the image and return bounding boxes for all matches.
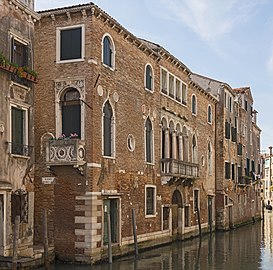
[172,190,183,236]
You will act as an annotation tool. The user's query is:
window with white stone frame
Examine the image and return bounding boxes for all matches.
[145,117,153,163]
[9,103,29,156]
[145,64,153,91]
[103,100,115,157]
[193,189,200,212]
[102,34,115,69]
[56,24,85,63]
[145,185,156,217]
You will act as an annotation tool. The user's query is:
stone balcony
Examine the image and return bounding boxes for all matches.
[46,138,85,167]
[161,158,199,185]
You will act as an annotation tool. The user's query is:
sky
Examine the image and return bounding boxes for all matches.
[35,0,273,152]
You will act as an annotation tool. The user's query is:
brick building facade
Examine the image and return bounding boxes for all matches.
[0,0,39,257]
[34,3,217,263]
[191,74,261,230]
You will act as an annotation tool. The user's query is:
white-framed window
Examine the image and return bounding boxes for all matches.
[102,34,115,69]
[182,82,187,105]
[160,67,187,105]
[9,102,29,156]
[102,100,115,157]
[56,24,85,63]
[145,64,153,91]
[207,104,212,124]
[208,142,212,175]
[191,94,197,115]
[145,117,153,163]
[60,88,81,138]
[192,135,198,163]
[10,34,30,67]
[193,189,200,212]
[160,68,168,94]
[145,185,156,217]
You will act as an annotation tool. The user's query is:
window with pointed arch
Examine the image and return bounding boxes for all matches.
[145,64,153,91]
[61,88,81,138]
[208,142,212,175]
[102,35,115,68]
[192,135,198,163]
[103,101,114,157]
[208,105,212,124]
[192,94,197,115]
[145,117,153,163]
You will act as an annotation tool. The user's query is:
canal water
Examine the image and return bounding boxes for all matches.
[48,212,273,270]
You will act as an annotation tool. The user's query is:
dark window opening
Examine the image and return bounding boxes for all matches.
[146,187,155,215]
[103,36,113,67]
[145,65,153,90]
[11,190,28,224]
[11,38,29,67]
[237,143,243,155]
[231,127,237,142]
[12,107,28,155]
[61,88,81,138]
[225,162,231,179]
[145,118,152,163]
[192,95,196,114]
[208,106,212,123]
[60,27,82,61]
[225,121,231,139]
[231,164,235,180]
[103,101,113,156]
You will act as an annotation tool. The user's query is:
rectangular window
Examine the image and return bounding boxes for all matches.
[161,68,168,94]
[246,158,250,176]
[225,121,230,139]
[252,160,255,173]
[238,166,242,183]
[182,83,187,105]
[231,127,237,142]
[11,106,29,156]
[146,186,156,216]
[162,206,170,230]
[11,37,29,67]
[231,164,235,180]
[237,143,243,155]
[193,189,199,212]
[169,74,174,98]
[225,162,231,179]
[175,79,181,102]
[244,99,248,111]
[57,25,84,63]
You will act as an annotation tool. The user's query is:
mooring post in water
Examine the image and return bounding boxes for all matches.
[132,208,138,257]
[107,210,112,264]
[43,209,50,269]
[197,206,202,238]
[12,215,20,270]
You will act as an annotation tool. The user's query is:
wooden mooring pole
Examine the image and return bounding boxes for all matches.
[107,211,112,264]
[12,216,20,270]
[132,208,138,257]
[197,206,202,238]
[43,209,50,269]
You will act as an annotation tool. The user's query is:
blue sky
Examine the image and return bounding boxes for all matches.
[36,0,273,151]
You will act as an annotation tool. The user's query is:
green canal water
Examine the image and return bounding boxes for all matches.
[46,212,273,270]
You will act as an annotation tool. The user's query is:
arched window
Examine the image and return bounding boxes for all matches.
[208,105,212,123]
[208,142,212,175]
[103,35,114,68]
[145,117,153,163]
[145,64,153,91]
[61,88,81,138]
[192,95,197,115]
[192,135,197,163]
[103,101,114,157]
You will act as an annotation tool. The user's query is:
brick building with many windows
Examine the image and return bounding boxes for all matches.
[34,3,218,263]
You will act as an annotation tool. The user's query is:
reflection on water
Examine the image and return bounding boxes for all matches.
[50,213,273,270]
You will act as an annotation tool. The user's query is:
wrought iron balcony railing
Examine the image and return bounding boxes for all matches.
[46,138,85,167]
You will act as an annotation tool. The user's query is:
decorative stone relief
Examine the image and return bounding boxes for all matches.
[113,91,119,102]
[97,85,103,96]
[11,84,29,102]
[54,78,85,101]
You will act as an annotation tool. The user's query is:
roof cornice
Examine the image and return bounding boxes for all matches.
[9,0,40,20]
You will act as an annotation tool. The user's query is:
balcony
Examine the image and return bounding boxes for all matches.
[238,176,252,186]
[46,138,85,167]
[161,158,199,185]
